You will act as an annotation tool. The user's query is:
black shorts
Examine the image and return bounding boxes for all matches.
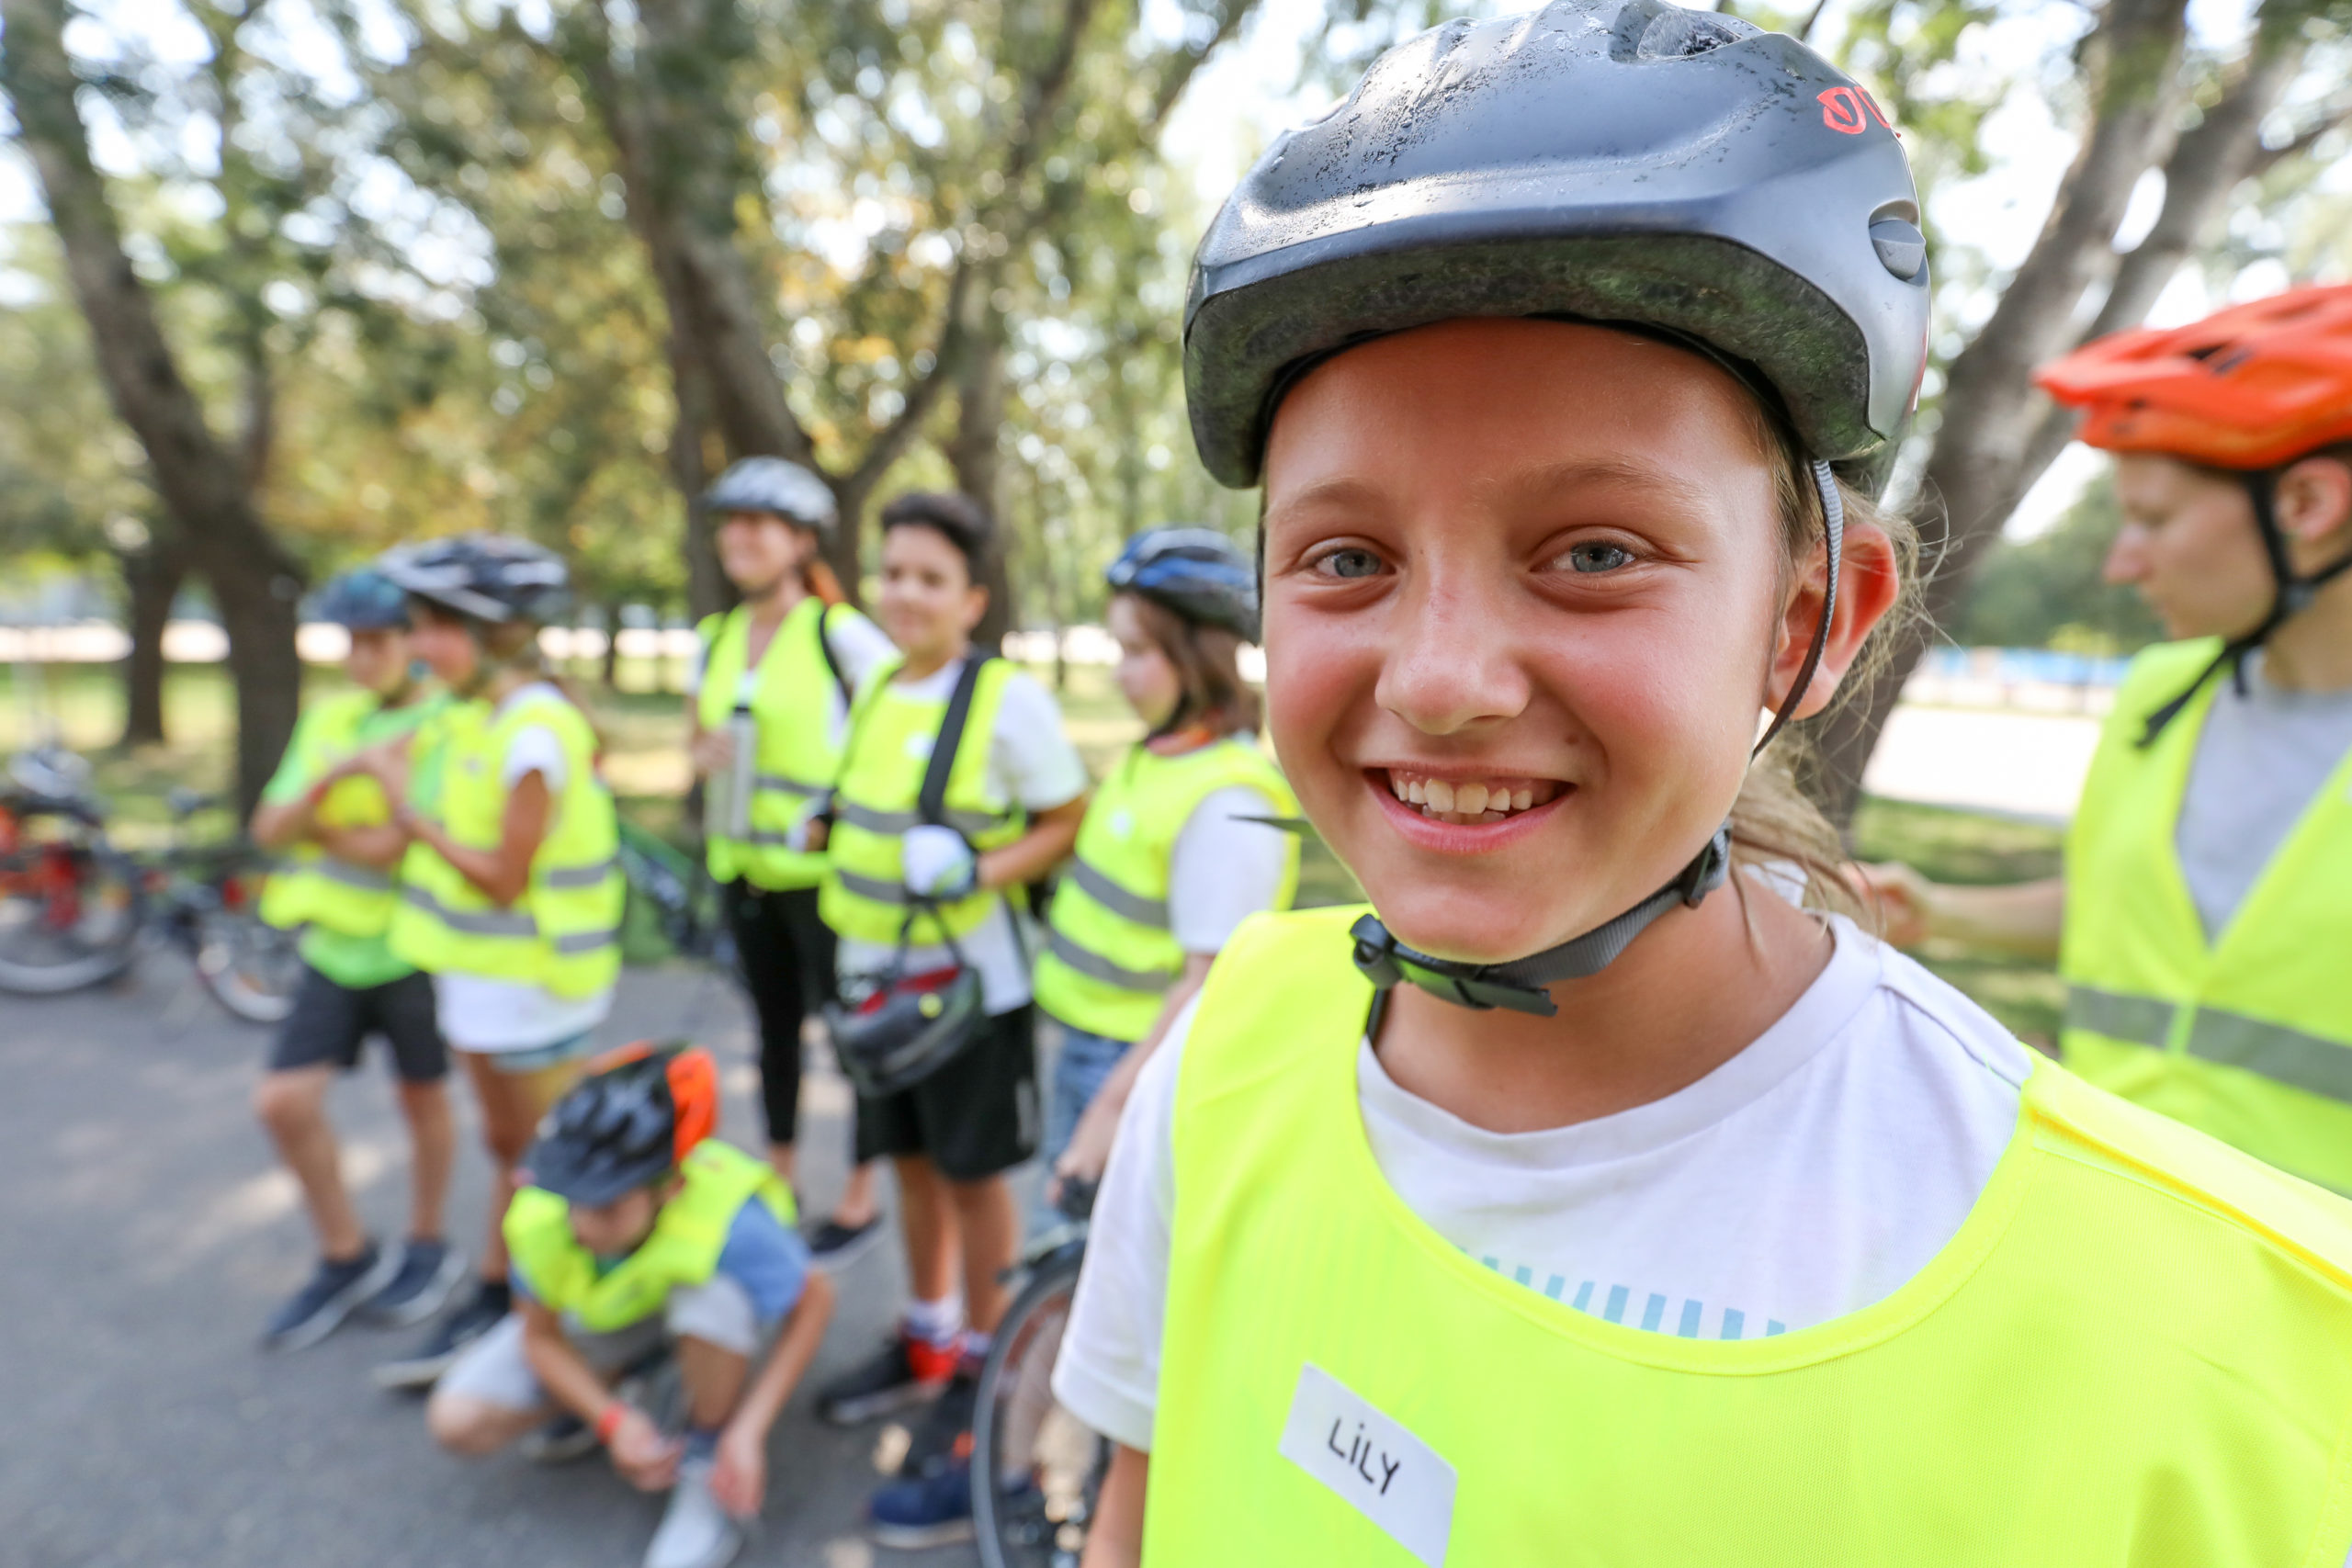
[267,964,447,1084]
[854,1004,1039,1182]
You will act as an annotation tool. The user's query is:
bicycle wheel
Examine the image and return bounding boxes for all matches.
[0,827,146,994]
[192,906,303,1023]
[973,1243,1106,1568]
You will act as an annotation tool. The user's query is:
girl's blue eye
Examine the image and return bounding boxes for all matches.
[1317,547,1384,580]
[1564,542,1634,575]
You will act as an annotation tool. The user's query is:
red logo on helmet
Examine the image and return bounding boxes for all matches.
[1819,86,1892,136]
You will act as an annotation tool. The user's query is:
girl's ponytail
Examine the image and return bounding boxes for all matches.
[801,555,847,607]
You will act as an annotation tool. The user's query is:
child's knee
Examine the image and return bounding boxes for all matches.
[425,1393,516,1456]
[252,1072,322,1133]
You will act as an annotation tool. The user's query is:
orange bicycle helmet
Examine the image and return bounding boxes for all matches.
[2035,285,2352,471]
[2037,286,2352,745]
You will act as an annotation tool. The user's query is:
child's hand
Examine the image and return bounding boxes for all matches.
[606,1406,681,1492]
[711,1423,767,1519]
[1844,861,1933,948]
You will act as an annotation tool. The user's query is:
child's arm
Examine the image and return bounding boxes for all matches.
[518,1300,679,1491]
[711,1269,836,1517]
[1081,1445,1148,1568]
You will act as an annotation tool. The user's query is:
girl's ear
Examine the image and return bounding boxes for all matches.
[2279,454,2352,547]
[1766,519,1900,722]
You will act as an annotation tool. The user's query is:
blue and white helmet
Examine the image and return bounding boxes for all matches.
[1105,528,1259,641]
[376,535,572,626]
[314,569,411,631]
[702,457,837,535]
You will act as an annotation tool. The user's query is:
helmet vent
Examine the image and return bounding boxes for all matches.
[1632,6,1756,60]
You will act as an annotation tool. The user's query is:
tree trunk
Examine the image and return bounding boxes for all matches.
[3,0,304,814]
[117,525,187,748]
[949,327,1016,653]
[602,601,626,690]
[1810,0,2199,822]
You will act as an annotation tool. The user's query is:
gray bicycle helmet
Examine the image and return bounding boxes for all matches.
[1183,0,1928,494]
[1106,527,1260,641]
[314,569,411,632]
[376,535,573,626]
[703,457,838,535]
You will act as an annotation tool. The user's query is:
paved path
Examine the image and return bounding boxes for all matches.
[1862,703,2101,823]
[2,956,988,1568]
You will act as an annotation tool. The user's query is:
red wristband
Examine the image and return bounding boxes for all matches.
[594,1401,628,1444]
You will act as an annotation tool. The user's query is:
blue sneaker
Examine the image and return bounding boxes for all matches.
[263,1244,393,1351]
[866,1455,975,1548]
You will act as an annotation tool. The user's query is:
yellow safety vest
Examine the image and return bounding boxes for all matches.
[1150,906,2352,1566]
[695,599,856,892]
[504,1140,795,1334]
[259,689,430,939]
[2062,637,2352,1194]
[1034,738,1299,1042]
[390,691,624,998]
[818,656,1025,947]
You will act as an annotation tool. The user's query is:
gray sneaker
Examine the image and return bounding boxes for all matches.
[363,1238,467,1327]
[263,1245,397,1351]
[643,1455,743,1568]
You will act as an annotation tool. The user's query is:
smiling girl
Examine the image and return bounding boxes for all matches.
[1051,4,2352,1562]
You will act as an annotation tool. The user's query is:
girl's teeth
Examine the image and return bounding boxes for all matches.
[1511,787,1532,811]
[1454,783,1489,816]
[1408,779,1426,806]
[1386,772,1561,823]
[1424,779,1455,813]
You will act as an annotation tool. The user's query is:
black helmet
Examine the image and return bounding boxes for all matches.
[1182,0,1929,492]
[376,534,573,626]
[518,1043,720,1207]
[1105,527,1260,641]
[703,457,838,535]
[314,569,410,632]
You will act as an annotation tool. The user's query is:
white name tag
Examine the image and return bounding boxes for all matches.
[1277,1363,1457,1566]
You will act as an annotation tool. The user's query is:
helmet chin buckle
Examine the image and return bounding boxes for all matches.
[1350,826,1734,1019]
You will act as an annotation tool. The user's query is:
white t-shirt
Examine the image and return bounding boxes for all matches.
[836,658,1089,1014]
[1168,781,1293,954]
[434,682,614,1053]
[1052,915,2033,1453]
[685,603,898,748]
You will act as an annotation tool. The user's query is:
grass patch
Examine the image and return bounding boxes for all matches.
[1849,796,2065,1047]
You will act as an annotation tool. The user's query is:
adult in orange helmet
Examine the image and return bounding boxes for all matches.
[1862,284,2352,1192]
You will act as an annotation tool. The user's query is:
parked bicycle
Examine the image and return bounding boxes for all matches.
[0,746,300,1022]
[973,1181,1106,1568]
[0,745,145,993]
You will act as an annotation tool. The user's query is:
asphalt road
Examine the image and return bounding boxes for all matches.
[2,953,992,1568]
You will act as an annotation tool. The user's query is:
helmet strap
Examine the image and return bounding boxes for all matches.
[2136,468,2352,748]
[1350,460,1844,1015]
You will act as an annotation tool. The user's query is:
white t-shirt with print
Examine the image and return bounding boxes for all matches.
[1051,914,2034,1454]
[684,603,899,748]
[835,658,1089,1015]
[432,682,615,1053]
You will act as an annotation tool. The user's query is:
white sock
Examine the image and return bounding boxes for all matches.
[904,1295,963,1348]
[960,1328,992,1364]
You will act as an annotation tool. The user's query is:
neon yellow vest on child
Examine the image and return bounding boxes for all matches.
[696,599,855,892]
[1034,738,1299,1042]
[390,692,624,998]
[2062,637,2352,1194]
[1148,907,2352,1566]
[259,689,436,939]
[819,656,1025,946]
[504,1140,795,1333]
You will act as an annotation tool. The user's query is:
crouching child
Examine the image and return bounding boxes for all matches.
[427,1043,833,1568]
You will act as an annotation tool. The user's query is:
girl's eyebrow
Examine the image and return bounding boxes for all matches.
[1269,457,1715,525]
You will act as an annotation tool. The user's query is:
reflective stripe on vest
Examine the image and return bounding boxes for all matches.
[390,694,625,998]
[1149,906,2352,1565]
[2067,984,2352,1106]
[2061,637,2352,1192]
[696,601,855,892]
[259,689,435,940]
[503,1140,796,1334]
[818,657,1023,946]
[1032,739,1299,1043]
